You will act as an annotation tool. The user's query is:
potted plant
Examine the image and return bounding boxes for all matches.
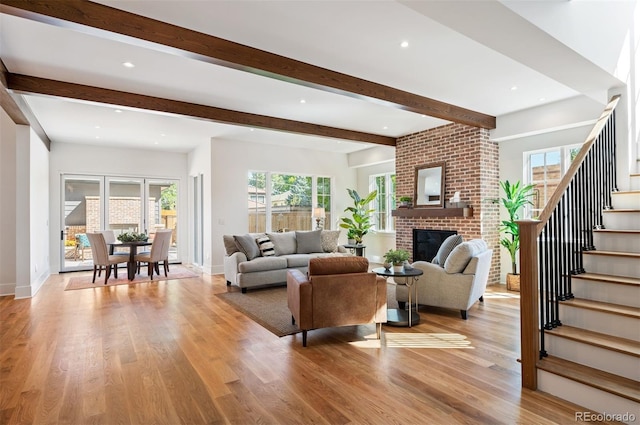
[499,180,535,291]
[384,249,411,272]
[399,196,413,208]
[347,228,357,245]
[340,189,377,245]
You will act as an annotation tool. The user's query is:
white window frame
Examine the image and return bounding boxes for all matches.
[369,172,396,233]
[248,171,332,232]
[523,143,582,217]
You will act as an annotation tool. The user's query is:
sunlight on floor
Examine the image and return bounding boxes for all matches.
[384,333,474,349]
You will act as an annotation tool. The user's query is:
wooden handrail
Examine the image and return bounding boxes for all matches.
[518,95,621,390]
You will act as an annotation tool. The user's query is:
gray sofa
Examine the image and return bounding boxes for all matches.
[223,229,351,292]
[396,238,492,320]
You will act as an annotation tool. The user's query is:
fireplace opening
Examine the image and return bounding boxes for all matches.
[412,229,457,262]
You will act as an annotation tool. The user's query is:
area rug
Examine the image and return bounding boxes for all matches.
[216,283,398,337]
[65,266,200,290]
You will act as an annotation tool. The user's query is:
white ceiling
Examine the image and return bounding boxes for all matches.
[0,0,632,154]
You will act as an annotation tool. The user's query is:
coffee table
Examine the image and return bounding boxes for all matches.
[373,267,423,327]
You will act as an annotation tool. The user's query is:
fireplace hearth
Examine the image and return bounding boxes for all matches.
[412,229,457,263]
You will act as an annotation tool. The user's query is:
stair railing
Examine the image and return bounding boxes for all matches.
[518,95,620,389]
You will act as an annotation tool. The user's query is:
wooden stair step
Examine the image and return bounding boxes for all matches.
[583,250,640,259]
[562,298,640,319]
[572,272,640,287]
[602,209,640,213]
[593,229,640,234]
[537,355,640,403]
[545,325,640,357]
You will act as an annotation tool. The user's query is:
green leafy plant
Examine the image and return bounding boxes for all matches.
[499,180,535,275]
[383,249,411,265]
[399,196,412,202]
[339,189,377,245]
[117,231,148,242]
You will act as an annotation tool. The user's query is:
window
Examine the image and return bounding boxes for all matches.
[525,144,581,217]
[248,171,332,232]
[369,173,396,232]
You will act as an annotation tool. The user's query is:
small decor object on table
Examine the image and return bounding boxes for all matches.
[383,249,411,273]
[117,231,149,242]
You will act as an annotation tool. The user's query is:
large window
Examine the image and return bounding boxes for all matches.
[369,173,396,232]
[525,145,581,217]
[248,171,332,233]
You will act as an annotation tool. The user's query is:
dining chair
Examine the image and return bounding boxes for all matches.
[98,229,128,257]
[86,232,128,285]
[134,229,172,280]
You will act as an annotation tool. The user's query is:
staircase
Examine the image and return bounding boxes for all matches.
[536,173,640,423]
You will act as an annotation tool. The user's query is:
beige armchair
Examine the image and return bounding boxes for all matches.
[287,256,388,347]
[396,240,492,320]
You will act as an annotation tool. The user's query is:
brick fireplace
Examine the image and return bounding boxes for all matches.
[395,123,500,284]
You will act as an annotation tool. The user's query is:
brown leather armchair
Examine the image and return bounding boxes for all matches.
[287,256,388,347]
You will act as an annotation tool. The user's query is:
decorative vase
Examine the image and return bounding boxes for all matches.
[348,238,356,245]
[506,273,520,291]
[393,264,404,273]
[383,262,392,270]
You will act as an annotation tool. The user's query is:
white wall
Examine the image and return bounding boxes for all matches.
[27,128,50,297]
[0,108,17,296]
[209,138,357,274]
[49,142,189,273]
[495,95,608,284]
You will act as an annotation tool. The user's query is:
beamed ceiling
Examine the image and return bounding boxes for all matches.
[0,0,629,153]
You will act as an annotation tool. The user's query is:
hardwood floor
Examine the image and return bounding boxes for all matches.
[0,271,615,424]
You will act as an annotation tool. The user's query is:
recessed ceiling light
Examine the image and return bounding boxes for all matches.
[421,114,426,118]
[122,61,135,68]
[95,125,100,129]
[300,99,306,104]
[95,136,100,139]
[115,109,122,113]
[511,86,518,91]
[400,41,409,48]
[160,133,166,137]
[539,97,546,102]
[154,141,159,145]
[249,128,254,132]
[383,126,388,130]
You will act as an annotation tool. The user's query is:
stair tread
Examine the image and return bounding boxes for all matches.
[573,272,640,286]
[562,297,640,318]
[612,190,640,195]
[546,325,640,357]
[583,250,640,258]
[602,208,640,213]
[593,229,640,234]
[537,355,640,403]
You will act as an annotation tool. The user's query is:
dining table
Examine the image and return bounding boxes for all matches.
[108,240,152,280]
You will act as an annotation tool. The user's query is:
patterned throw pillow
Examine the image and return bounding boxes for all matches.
[321,230,340,252]
[432,234,463,266]
[256,236,275,257]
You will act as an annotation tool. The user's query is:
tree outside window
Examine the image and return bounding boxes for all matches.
[248,171,331,232]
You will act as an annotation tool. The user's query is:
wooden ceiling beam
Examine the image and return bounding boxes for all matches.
[7,74,396,146]
[0,0,496,130]
[0,59,51,149]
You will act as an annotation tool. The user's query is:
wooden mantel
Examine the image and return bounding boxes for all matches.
[391,207,473,218]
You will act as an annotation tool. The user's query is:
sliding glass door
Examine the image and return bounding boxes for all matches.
[60,174,180,271]
[61,175,104,271]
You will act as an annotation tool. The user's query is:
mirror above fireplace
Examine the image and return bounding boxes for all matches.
[414,161,445,208]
